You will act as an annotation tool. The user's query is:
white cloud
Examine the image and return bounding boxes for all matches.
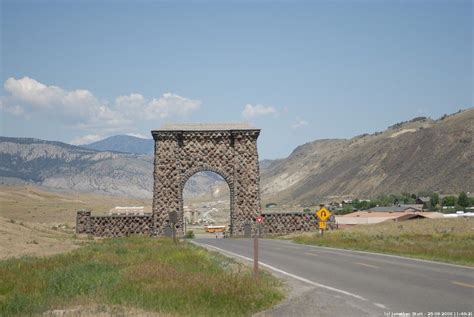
[292,120,309,129]
[145,93,201,119]
[242,104,278,119]
[70,134,104,145]
[2,77,123,127]
[1,77,201,130]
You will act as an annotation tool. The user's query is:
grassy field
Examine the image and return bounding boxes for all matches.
[0,185,152,226]
[0,237,283,317]
[291,218,474,266]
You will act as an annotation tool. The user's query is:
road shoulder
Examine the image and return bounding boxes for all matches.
[191,240,383,317]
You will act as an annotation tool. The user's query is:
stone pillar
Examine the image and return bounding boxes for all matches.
[152,132,181,236]
[76,210,91,234]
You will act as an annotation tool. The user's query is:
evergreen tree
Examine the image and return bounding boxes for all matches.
[458,192,469,208]
[430,193,440,210]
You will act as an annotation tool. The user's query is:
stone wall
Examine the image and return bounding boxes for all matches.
[261,212,319,234]
[76,210,152,237]
[76,210,320,237]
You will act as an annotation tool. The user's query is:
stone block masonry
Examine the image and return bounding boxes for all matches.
[261,212,319,234]
[76,210,320,237]
[76,210,152,237]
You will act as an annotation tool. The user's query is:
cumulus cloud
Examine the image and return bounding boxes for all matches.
[242,104,278,119]
[1,77,112,124]
[1,77,201,131]
[292,120,309,129]
[70,134,104,145]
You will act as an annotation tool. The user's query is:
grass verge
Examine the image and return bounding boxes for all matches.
[0,237,283,316]
[291,218,474,266]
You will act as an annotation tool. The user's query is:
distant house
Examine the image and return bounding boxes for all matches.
[416,197,431,208]
[367,204,423,213]
[336,211,428,226]
[109,206,146,215]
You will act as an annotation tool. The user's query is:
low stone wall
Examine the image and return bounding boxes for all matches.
[76,210,152,237]
[76,210,319,237]
[261,212,319,234]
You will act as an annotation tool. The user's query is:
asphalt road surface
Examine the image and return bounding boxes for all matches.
[194,238,473,316]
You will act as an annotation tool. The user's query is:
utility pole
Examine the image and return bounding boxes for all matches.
[254,215,263,279]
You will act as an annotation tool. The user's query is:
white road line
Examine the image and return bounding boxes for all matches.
[452,281,474,288]
[194,241,367,302]
[373,302,387,309]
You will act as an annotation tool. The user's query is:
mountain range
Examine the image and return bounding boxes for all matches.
[1,108,472,204]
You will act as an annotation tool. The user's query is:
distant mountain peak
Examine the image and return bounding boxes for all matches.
[84,135,154,155]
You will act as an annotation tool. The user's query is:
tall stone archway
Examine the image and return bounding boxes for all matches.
[151,124,261,236]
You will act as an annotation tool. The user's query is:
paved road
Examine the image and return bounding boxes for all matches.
[194,238,473,315]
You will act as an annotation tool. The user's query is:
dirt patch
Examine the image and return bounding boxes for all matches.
[42,305,172,317]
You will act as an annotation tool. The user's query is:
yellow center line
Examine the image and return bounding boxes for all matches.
[355,262,380,269]
[304,252,319,257]
[452,281,474,288]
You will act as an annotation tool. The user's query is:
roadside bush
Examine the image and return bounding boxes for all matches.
[184,230,195,239]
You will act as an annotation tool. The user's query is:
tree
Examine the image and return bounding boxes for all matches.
[458,192,469,208]
[430,193,440,210]
[442,196,457,207]
[340,204,354,215]
[470,197,474,207]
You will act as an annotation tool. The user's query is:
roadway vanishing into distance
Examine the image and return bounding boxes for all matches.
[194,238,473,315]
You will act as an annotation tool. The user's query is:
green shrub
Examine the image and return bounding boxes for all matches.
[184,230,195,239]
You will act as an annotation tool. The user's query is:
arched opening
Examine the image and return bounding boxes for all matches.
[182,170,232,237]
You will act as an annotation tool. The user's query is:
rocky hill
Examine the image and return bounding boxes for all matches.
[261,108,474,205]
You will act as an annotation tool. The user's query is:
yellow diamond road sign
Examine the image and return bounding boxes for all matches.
[317,207,331,221]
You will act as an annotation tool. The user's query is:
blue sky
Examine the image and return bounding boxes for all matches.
[1,0,472,159]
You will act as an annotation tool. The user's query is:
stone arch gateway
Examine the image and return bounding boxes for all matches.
[151,124,261,236]
[75,123,320,237]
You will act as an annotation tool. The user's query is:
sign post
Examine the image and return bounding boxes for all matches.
[169,211,178,243]
[254,215,263,279]
[316,207,331,237]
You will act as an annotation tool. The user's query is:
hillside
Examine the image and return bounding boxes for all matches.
[1,109,472,203]
[261,109,474,205]
[0,137,153,198]
[0,138,227,198]
[84,135,154,154]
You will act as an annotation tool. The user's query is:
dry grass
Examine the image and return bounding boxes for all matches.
[291,218,474,266]
[0,185,152,226]
[0,216,85,260]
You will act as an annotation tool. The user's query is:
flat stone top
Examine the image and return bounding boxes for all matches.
[153,123,258,131]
